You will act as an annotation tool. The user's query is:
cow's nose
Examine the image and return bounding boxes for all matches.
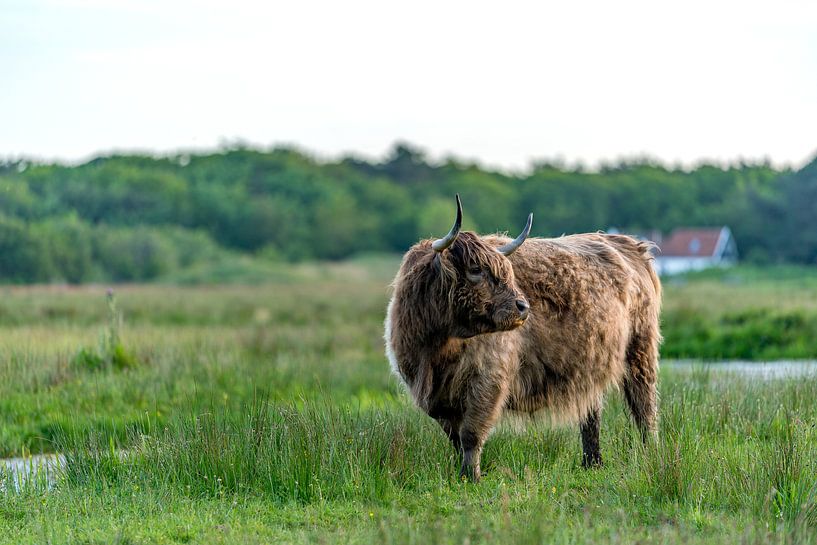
[516,299,529,317]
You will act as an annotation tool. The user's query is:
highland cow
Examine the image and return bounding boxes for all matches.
[385,195,661,481]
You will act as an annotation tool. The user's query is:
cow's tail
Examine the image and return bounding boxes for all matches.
[622,236,662,439]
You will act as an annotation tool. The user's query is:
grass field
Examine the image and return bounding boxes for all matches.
[2,259,817,543]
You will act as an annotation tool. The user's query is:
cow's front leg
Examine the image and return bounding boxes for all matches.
[580,403,603,468]
[436,417,461,452]
[458,378,509,482]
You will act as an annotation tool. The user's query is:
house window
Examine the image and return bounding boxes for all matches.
[689,238,701,254]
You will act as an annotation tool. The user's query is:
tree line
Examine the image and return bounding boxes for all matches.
[0,143,814,282]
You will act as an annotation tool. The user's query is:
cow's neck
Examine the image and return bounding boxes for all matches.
[391,299,469,408]
[393,317,457,374]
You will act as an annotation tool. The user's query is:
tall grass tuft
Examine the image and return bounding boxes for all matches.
[58,397,456,504]
[755,411,817,530]
[71,290,138,371]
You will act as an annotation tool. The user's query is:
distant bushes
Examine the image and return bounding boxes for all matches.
[0,213,50,282]
[2,143,816,283]
[92,225,229,282]
[0,212,234,283]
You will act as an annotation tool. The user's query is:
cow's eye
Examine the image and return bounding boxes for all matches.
[466,267,483,282]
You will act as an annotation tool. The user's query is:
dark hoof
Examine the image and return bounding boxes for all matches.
[582,455,603,469]
[459,465,481,483]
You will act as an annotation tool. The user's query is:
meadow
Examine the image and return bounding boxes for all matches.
[2,259,817,544]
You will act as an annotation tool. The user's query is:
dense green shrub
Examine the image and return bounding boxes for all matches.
[663,308,817,360]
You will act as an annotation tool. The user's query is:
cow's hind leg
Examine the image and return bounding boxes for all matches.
[580,404,603,468]
[624,333,659,442]
[437,417,461,452]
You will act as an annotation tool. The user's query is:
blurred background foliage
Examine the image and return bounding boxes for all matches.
[0,142,815,283]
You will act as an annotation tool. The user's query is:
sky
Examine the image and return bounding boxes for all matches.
[3,0,817,170]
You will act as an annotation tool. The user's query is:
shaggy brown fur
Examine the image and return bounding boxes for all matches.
[385,226,662,481]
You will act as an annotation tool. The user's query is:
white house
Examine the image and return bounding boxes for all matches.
[654,226,738,276]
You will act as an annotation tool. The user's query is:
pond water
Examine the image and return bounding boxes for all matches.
[664,360,817,379]
[1,453,64,492]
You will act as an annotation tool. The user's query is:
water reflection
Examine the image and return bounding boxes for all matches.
[1,453,64,492]
[665,360,817,379]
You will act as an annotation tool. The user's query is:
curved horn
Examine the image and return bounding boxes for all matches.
[432,194,463,252]
[498,213,533,256]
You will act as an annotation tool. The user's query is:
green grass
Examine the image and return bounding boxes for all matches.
[2,262,817,543]
[6,375,817,543]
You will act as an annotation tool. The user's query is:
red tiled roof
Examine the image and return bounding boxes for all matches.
[659,228,723,257]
